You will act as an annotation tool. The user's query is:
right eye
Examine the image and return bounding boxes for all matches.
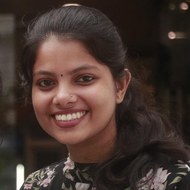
[36,79,56,89]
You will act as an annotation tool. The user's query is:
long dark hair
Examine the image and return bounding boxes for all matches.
[20,5,190,190]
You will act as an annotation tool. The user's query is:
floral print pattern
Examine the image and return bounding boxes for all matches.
[22,165,58,189]
[138,168,171,190]
[63,156,75,181]
[20,158,190,190]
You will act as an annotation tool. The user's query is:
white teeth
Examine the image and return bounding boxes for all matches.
[55,111,86,121]
[67,114,72,120]
[72,113,77,119]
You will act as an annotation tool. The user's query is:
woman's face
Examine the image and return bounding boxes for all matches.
[32,36,128,147]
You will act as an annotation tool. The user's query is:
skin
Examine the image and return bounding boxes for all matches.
[32,36,131,163]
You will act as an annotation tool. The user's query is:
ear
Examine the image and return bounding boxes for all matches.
[115,69,131,104]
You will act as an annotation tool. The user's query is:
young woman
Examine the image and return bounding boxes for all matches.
[20,4,190,190]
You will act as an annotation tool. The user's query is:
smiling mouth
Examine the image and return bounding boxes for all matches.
[54,111,86,122]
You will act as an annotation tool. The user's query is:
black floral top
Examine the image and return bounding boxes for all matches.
[20,156,190,190]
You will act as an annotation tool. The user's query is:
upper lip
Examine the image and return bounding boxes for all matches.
[51,109,88,116]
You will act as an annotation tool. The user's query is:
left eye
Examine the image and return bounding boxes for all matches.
[77,75,95,83]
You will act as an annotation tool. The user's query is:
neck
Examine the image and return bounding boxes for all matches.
[67,126,117,163]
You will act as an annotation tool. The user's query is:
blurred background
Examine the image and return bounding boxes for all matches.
[0,0,190,189]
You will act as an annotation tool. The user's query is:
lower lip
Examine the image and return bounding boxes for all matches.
[53,114,86,129]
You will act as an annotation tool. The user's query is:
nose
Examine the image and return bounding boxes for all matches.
[52,85,77,108]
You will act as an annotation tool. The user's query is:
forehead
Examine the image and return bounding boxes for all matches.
[33,36,111,75]
[36,35,92,60]
[39,35,90,52]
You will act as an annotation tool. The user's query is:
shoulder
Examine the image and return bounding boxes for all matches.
[137,160,190,190]
[20,159,66,190]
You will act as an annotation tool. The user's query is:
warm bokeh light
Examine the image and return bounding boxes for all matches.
[168,31,187,40]
[168,31,176,39]
[179,2,189,10]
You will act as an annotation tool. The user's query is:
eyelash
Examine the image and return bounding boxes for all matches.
[36,79,56,89]
[76,75,96,84]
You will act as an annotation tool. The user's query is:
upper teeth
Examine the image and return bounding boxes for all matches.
[55,111,86,121]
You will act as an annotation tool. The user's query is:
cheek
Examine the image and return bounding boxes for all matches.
[32,89,40,107]
[32,89,48,114]
[32,89,37,109]
[80,84,116,109]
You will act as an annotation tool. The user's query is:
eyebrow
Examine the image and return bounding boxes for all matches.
[33,70,56,77]
[33,65,101,77]
[69,65,100,75]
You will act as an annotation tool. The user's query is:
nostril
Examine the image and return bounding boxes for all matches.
[52,93,77,108]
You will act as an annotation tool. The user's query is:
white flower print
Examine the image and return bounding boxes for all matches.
[63,156,75,180]
[22,165,57,189]
[65,172,75,181]
[151,168,171,190]
[63,156,75,173]
[47,170,54,176]
[138,168,171,190]
[36,167,56,187]
[38,177,54,187]
[75,182,90,190]
[23,184,32,189]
